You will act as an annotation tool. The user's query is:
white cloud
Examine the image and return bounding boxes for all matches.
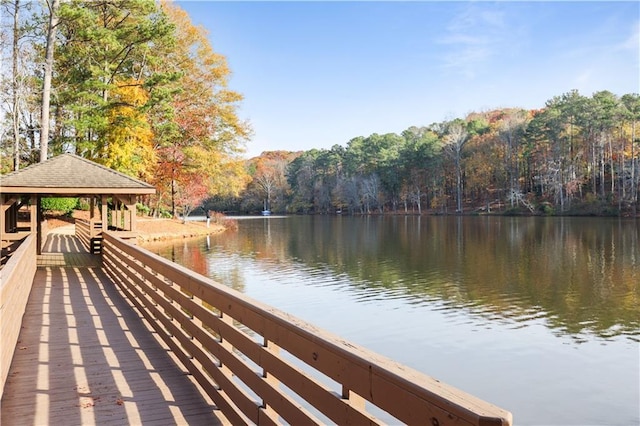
[442,47,492,79]
[437,4,514,79]
[563,19,639,95]
[440,34,491,46]
[617,21,640,51]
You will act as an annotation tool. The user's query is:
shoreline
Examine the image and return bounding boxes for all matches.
[45,213,227,245]
[135,218,225,244]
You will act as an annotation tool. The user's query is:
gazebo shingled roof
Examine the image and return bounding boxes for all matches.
[0,154,155,195]
[1,154,155,255]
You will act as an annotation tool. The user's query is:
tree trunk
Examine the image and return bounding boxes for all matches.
[609,134,614,195]
[171,178,176,218]
[632,121,638,212]
[591,137,597,195]
[600,139,606,198]
[40,0,60,163]
[456,156,462,213]
[12,0,20,170]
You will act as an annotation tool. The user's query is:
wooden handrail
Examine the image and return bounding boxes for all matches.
[0,234,37,401]
[101,231,512,425]
[75,218,102,254]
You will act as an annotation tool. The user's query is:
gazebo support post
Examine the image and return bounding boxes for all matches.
[113,199,121,230]
[129,197,137,232]
[123,195,136,232]
[1,197,18,235]
[90,197,95,221]
[111,195,137,232]
[124,201,130,231]
[30,196,37,239]
[101,195,108,234]
[36,196,42,255]
[9,203,17,233]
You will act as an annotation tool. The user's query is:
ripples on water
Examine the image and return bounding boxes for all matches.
[202,231,640,345]
[146,216,640,425]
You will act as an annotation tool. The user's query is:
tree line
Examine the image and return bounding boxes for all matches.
[215,90,639,216]
[1,0,250,217]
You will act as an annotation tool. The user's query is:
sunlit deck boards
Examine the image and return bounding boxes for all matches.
[37,226,101,267]
[1,237,226,425]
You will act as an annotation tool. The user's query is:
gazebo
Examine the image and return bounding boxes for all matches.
[1,154,156,255]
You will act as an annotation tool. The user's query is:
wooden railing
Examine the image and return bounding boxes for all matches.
[102,231,512,426]
[75,218,103,254]
[0,234,36,401]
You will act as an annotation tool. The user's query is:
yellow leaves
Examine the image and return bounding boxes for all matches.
[115,81,149,107]
[217,89,244,104]
[102,79,155,179]
[209,158,251,197]
[180,145,250,197]
[160,0,246,140]
[161,1,230,83]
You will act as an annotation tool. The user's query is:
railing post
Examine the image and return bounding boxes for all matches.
[262,338,280,417]
[218,312,237,391]
[164,277,174,337]
[342,385,365,411]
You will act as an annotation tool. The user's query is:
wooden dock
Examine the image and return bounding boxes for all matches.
[1,229,226,425]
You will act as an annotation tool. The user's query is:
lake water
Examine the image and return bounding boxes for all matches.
[144,216,640,425]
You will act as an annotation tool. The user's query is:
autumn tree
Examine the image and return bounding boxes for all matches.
[174,173,208,221]
[621,94,640,211]
[399,126,440,212]
[443,120,469,213]
[52,0,175,165]
[287,150,318,213]
[242,151,296,213]
[101,79,155,178]
[498,109,530,207]
[464,130,501,209]
[149,2,251,217]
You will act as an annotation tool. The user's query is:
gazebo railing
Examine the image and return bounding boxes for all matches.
[75,218,103,254]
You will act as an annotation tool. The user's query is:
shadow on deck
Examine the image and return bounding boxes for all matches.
[37,225,101,268]
[1,229,226,425]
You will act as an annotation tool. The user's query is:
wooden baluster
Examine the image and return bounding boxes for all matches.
[342,385,366,411]
[219,312,234,384]
[261,338,280,418]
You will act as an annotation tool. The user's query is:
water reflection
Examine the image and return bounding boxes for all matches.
[145,216,639,342]
[144,216,639,425]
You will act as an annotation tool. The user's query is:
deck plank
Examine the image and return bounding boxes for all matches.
[1,264,227,426]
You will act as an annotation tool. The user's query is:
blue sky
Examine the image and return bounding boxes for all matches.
[176,1,640,158]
